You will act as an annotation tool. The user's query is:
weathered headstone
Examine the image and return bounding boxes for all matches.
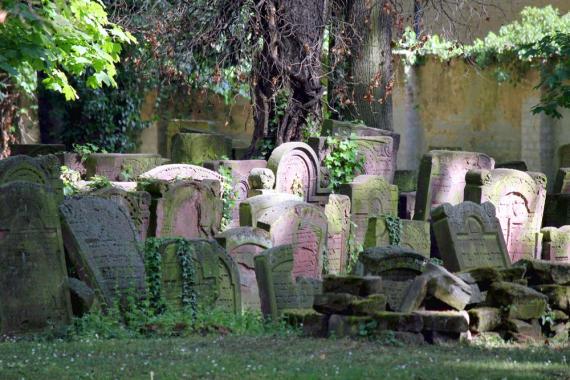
[247,168,276,197]
[338,175,398,245]
[85,153,168,181]
[141,179,223,239]
[464,169,547,263]
[0,182,72,334]
[268,142,320,202]
[541,227,570,263]
[394,170,417,193]
[166,119,221,157]
[351,135,396,183]
[324,194,352,275]
[215,227,273,311]
[355,247,428,310]
[59,197,146,307]
[138,164,223,183]
[364,218,430,258]
[255,245,322,318]
[239,193,302,227]
[0,154,64,202]
[256,202,328,280]
[89,187,151,241]
[321,119,401,153]
[171,132,232,165]
[157,239,241,313]
[431,201,511,272]
[414,150,495,221]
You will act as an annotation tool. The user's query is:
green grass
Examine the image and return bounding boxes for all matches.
[0,335,569,379]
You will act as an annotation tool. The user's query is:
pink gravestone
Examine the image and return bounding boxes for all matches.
[324,194,351,275]
[138,164,223,183]
[351,135,395,183]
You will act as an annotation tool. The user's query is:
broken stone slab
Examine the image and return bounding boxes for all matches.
[322,275,383,297]
[457,267,503,291]
[138,164,223,183]
[503,319,543,343]
[415,310,469,333]
[313,293,360,315]
[283,309,329,338]
[350,295,387,316]
[498,266,526,283]
[514,260,570,286]
[487,282,548,320]
[533,285,570,312]
[328,312,423,338]
[67,278,96,316]
[468,307,502,333]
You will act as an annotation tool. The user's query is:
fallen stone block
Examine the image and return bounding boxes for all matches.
[350,294,387,316]
[372,312,424,333]
[313,293,360,315]
[322,275,383,297]
[425,264,473,311]
[514,260,570,286]
[487,282,548,320]
[415,310,469,333]
[553,309,569,322]
[67,278,96,316]
[504,319,543,343]
[534,285,570,312]
[498,267,526,283]
[468,307,502,333]
[283,309,329,338]
[458,267,503,291]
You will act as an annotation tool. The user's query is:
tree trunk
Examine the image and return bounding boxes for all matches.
[346,0,393,130]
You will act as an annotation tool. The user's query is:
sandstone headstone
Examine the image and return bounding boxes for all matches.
[464,169,547,263]
[239,193,302,227]
[59,197,146,307]
[255,245,322,318]
[85,153,168,181]
[215,227,273,311]
[0,182,72,334]
[138,164,223,183]
[394,170,417,193]
[321,119,401,152]
[166,119,221,157]
[414,150,495,221]
[431,201,510,272]
[364,218,430,257]
[324,195,352,274]
[355,247,428,310]
[541,227,570,263]
[268,142,320,202]
[157,239,241,313]
[171,132,232,165]
[351,135,396,183]
[338,175,398,245]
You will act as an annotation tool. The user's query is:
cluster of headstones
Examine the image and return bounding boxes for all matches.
[3,120,570,344]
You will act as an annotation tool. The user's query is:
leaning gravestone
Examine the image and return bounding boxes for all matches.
[157,239,241,313]
[141,179,222,239]
[89,187,151,241]
[355,247,428,311]
[0,154,64,202]
[364,218,430,258]
[138,164,223,183]
[414,150,495,221]
[338,175,398,246]
[324,195,352,275]
[431,201,510,272]
[215,227,273,311]
[464,169,547,263]
[59,197,146,307]
[256,201,328,280]
[85,153,168,181]
[268,142,321,202]
[541,226,570,263]
[0,182,73,335]
[255,245,322,319]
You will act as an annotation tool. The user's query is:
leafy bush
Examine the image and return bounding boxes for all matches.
[323,136,364,192]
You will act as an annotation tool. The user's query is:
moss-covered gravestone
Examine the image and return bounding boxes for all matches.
[59,197,146,307]
[0,154,64,203]
[541,226,570,263]
[153,239,241,313]
[431,201,510,272]
[171,132,232,165]
[364,218,430,258]
[138,164,223,183]
[414,150,495,221]
[85,153,168,181]
[215,227,273,311]
[321,119,401,152]
[0,182,72,335]
[351,135,396,183]
[89,187,151,241]
[239,193,302,227]
[355,247,428,310]
[141,179,222,239]
[255,245,322,318]
[338,175,398,246]
[464,169,546,263]
[324,195,351,274]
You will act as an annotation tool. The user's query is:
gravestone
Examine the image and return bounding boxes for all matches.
[171,132,232,165]
[256,202,328,280]
[364,218,430,258]
[554,168,570,194]
[166,119,221,157]
[10,144,66,156]
[324,195,352,275]
[496,161,528,171]
[351,135,396,183]
[157,239,241,313]
[355,247,428,310]
[338,175,398,246]
[541,227,570,263]
[138,164,223,183]
[215,227,273,311]
[394,170,417,193]
[59,197,146,307]
[321,119,401,153]
[559,144,570,168]
[0,182,72,335]
[247,168,276,197]
[0,154,64,202]
[431,201,510,272]
[85,153,168,181]
[239,193,302,227]
[141,179,223,239]
[414,150,495,221]
[268,142,320,202]
[255,245,322,318]
[464,169,547,263]
[204,160,268,227]
[89,187,151,241]
[57,152,86,177]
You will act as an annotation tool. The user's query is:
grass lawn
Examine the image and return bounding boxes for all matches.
[0,335,569,379]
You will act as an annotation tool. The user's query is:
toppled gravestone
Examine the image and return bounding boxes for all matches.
[431,201,510,272]
[313,275,386,316]
[364,217,430,258]
[215,227,273,311]
[59,197,146,307]
[0,181,73,335]
[486,282,548,320]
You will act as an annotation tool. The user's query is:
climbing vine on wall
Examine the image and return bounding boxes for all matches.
[323,135,364,192]
[144,237,166,314]
[217,165,237,231]
[382,214,403,246]
[175,239,198,315]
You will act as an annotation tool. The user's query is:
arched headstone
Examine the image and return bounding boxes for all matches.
[139,164,223,183]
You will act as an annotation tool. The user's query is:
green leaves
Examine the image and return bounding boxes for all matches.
[323,135,365,192]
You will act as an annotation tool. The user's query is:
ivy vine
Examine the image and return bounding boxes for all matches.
[144,237,166,314]
[382,214,403,246]
[323,134,364,192]
[217,165,237,231]
[175,239,198,315]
